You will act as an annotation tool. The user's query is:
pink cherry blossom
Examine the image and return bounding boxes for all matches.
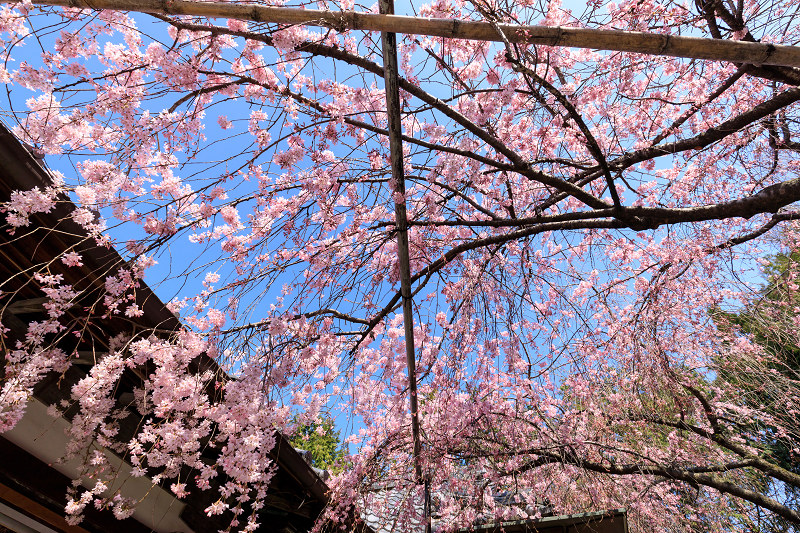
[1,1,800,531]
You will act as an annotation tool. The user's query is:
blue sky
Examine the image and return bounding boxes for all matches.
[1,0,776,463]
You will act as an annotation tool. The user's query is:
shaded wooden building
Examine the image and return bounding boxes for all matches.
[0,122,330,533]
[463,509,628,533]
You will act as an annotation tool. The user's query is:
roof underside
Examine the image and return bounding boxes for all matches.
[0,123,331,533]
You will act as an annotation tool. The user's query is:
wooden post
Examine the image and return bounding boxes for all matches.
[378,0,429,530]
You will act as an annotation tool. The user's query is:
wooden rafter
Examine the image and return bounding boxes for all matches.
[5,0,800,67]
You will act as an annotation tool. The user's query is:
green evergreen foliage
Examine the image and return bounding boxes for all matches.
[289,416,347,474]
[712,251,800,532]
[726,251,800,380]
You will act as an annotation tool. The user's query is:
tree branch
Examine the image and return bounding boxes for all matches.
[509,450,800,524]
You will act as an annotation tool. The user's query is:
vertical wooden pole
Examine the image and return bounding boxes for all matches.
[378,1,430,531]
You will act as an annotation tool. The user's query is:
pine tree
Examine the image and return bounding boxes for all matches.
[289,416,347,474]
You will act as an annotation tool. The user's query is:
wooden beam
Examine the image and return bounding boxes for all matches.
[5,0,800,67]
[0,438,152,533]
[0,481,92,533]
[2,297,49,316]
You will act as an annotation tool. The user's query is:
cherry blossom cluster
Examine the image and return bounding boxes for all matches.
[1,0,799,530]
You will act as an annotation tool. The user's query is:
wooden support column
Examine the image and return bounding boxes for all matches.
[377,1,430,531]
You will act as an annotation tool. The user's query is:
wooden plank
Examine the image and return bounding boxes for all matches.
[0,482,91,533]
[464,509,629,533]
[2,297,49,315]
[0,438,152,533]
[4,0,800,67]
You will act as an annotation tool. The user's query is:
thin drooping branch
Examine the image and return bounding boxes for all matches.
[152,15,608,210]
[404,177,800,295]
[9,0,800,67]
[680,384,800,490]
[348,211,800,360]
[649,65,750,147]
[536,86,800,213]
[611,87,800,170]
[487,15,623,210]
[347,180,800,344]
[216,308,373,335]
[193,68,509,170]
[507,450,800,524]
